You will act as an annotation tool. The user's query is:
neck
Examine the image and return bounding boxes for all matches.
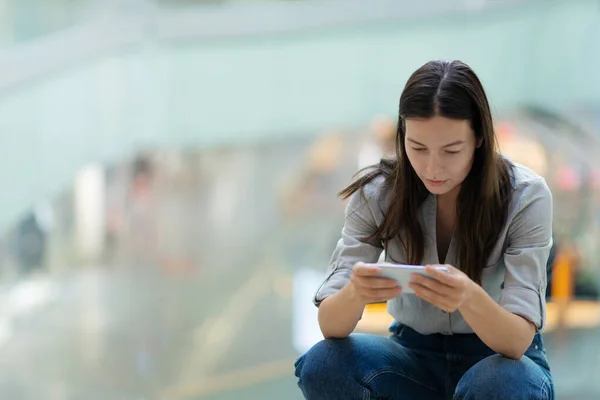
[437,184,460,213]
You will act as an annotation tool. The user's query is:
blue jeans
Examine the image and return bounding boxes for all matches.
[294,323,554,399]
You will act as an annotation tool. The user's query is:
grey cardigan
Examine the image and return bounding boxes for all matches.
[314,159,553,334]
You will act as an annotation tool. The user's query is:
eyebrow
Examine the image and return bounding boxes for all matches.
[407,138,466,148]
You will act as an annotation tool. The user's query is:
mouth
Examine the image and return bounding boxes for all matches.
[426,179,447,186]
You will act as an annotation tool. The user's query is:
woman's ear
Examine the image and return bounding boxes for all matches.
[476,137,483,148]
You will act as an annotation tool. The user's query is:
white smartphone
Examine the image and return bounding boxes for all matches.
[363,263,449,294]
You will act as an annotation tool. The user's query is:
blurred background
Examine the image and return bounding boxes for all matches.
[1,0,600,399]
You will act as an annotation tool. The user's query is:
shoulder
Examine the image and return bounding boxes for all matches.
[362,174,388,201]
[504,157,552,229]
[506,157,552,209]
[346,173,391,219]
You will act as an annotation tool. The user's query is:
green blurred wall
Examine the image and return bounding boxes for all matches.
[0,0,599,230]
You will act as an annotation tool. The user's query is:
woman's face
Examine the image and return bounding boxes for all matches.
[404,115,480,198]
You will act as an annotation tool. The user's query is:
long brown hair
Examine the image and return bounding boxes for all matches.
[340,60,511,284]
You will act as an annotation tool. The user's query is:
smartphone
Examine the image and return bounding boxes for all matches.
[363,263,449,294]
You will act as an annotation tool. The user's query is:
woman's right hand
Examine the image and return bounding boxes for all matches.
[348,262,402,304]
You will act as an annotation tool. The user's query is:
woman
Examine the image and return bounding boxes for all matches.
[294,60,554,400]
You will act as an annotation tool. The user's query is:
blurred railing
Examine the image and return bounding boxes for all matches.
[0,1,116,47]
[0,0,597,235]
[0,0,533,89]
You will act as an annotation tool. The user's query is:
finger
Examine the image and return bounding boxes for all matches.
[409,282,452,311]
[410,277,462,306]
[362,276,400,289]
[410,272,453,294]
[353,263,382,277]
[424,264,460,287]
[352,276,398,291]
[364,286,402,302]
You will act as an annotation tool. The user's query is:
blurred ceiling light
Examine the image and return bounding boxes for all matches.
[497,130,548,176]
[307,133,343,173]
[5,279,56,316]
[555,166,581,191]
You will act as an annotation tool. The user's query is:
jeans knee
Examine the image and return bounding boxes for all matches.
[295,338,344,388]
[297,336,374,399]
[454,354,552,400]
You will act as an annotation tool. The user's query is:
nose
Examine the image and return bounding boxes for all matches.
[426,154,443,177]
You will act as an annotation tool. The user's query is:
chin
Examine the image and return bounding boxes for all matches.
[425,186,449,195]
[423,181,459,196]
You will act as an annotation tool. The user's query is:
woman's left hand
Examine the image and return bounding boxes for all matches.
[409,265,478,313]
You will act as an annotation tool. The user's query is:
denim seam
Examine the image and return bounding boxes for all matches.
[362,387,369,400]
[539,375,551,399]
[361,368,440,393]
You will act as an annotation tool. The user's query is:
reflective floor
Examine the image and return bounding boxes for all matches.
[0,129,599,399]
